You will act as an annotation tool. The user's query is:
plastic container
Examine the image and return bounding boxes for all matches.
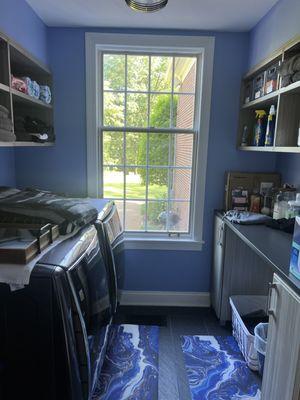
[230,295,268,371]
[253,72,265,99]
[287,193,300,218]
[265,62,279,94]
[254,323,268,376]
[265,105,276,146]
[273,190,296,219]
[253,110,267,146]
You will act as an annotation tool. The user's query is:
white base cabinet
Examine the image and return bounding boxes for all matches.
[262,274,300,400]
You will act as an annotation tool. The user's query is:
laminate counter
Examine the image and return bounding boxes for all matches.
[216,211,300,295]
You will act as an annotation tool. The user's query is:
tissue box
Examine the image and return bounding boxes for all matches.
[290,216,300,280]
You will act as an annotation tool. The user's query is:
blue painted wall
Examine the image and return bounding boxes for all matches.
[0,0,49,187]
[15,27,278,292]
[248,0,300,187]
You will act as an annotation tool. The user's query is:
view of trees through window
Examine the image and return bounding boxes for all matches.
[101,53,198,232]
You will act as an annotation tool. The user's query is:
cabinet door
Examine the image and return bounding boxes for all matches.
[211,215,225,318]
[262,274,300,400]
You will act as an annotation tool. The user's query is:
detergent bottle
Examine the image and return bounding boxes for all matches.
[264,105,276,146]
[253,110,267,146]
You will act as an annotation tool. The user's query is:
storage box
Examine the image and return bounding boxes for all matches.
[230,295,268,371]
[243,80,253,104]
[253,72,266,99]
[290,216,300,280]
[265,62,280,94]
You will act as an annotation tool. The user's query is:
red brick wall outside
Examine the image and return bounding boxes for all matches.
[171,62,196,232]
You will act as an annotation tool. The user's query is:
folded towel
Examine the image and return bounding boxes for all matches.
[224,210,271,225]
[0,105,9,119]
[21,77,39,99]
[11,75,27,93]
[0,188,99,235]
[0,118,13,132]
[0,129,16,142]
[292,71,300,83]
[31,80,40,99]
[39,85,51,104]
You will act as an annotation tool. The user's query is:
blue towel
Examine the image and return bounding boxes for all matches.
[39,85,51,104]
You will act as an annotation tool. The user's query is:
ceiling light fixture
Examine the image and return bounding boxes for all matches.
[125,0,168,13]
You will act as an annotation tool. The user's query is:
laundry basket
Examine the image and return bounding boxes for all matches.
[229,295,268,371]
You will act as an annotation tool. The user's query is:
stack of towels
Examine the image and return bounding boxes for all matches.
[0,106,16,142]
[11,75,52,104]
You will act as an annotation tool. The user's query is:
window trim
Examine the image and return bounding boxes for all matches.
[86,33,215,251]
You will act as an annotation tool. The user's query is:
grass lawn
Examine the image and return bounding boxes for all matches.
[104,171,167,200]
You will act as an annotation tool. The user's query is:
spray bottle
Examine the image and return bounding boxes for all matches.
[265,105,276,146]
[253,110,267,146]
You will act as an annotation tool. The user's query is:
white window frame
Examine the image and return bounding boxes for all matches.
[86,33,214,251]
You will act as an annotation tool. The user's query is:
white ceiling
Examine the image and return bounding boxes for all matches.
[26,0,279,32]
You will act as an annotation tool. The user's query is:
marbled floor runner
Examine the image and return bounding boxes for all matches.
[181,335,261,400]
[93,324,159,400]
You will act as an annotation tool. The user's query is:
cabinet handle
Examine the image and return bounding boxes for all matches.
[217,223,224,247]
[267,283,278,317]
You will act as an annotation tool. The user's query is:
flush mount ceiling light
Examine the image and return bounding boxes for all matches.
[125,0,168,12]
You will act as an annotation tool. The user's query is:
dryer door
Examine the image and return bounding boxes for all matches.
[67,231,112,399]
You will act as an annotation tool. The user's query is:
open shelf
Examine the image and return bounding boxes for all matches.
[238,35,300,153]
[0,141,54,147]
[239,146,300,153]
[0,83,9,93]
[239,146,275,152]
[242,90,279,109]
[11,88,52,109]
[280,80,300,95]
[0,30,54,148]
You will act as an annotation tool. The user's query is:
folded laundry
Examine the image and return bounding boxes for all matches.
[11,75,27,93]
[39,85,51,104]
[21,76,40,99]
[0,129,16,142]
[14,115,55,142]
[31,80,40,99]
[0,105,9,119]
[0,188,99,235]
[279,54,300,87]
[224,210,272,225]
[0,118,13,132]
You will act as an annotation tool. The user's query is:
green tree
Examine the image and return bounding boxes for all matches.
[102,54,177,180]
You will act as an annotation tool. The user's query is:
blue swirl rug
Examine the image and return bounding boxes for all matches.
[93,324,159,400]
[181,335,261,400]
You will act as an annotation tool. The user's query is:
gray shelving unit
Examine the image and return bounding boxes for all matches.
[0,30,54,147]
[237,35,300,153]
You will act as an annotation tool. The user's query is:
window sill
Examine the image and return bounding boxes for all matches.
[115,235,204,251]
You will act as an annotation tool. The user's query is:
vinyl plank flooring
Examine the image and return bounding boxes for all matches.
[114,306,230,400]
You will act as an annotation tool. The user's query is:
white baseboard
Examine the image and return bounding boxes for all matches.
[120,290,211,308]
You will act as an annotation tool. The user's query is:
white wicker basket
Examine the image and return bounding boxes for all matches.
[230,295,268,371]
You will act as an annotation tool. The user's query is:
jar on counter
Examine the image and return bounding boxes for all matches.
[273,190,296,219]
[287,194,300,218]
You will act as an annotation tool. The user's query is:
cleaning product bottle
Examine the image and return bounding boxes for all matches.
[265,105,276,146]
[253,110,267,146]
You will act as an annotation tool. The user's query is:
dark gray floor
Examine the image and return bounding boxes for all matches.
[114,306,231,400]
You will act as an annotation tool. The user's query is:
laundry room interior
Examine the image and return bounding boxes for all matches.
[0,0,299,399]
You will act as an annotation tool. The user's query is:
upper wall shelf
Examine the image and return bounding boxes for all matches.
[11,88,53,110]
[0,30,54,147]
[237,35,300,153]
